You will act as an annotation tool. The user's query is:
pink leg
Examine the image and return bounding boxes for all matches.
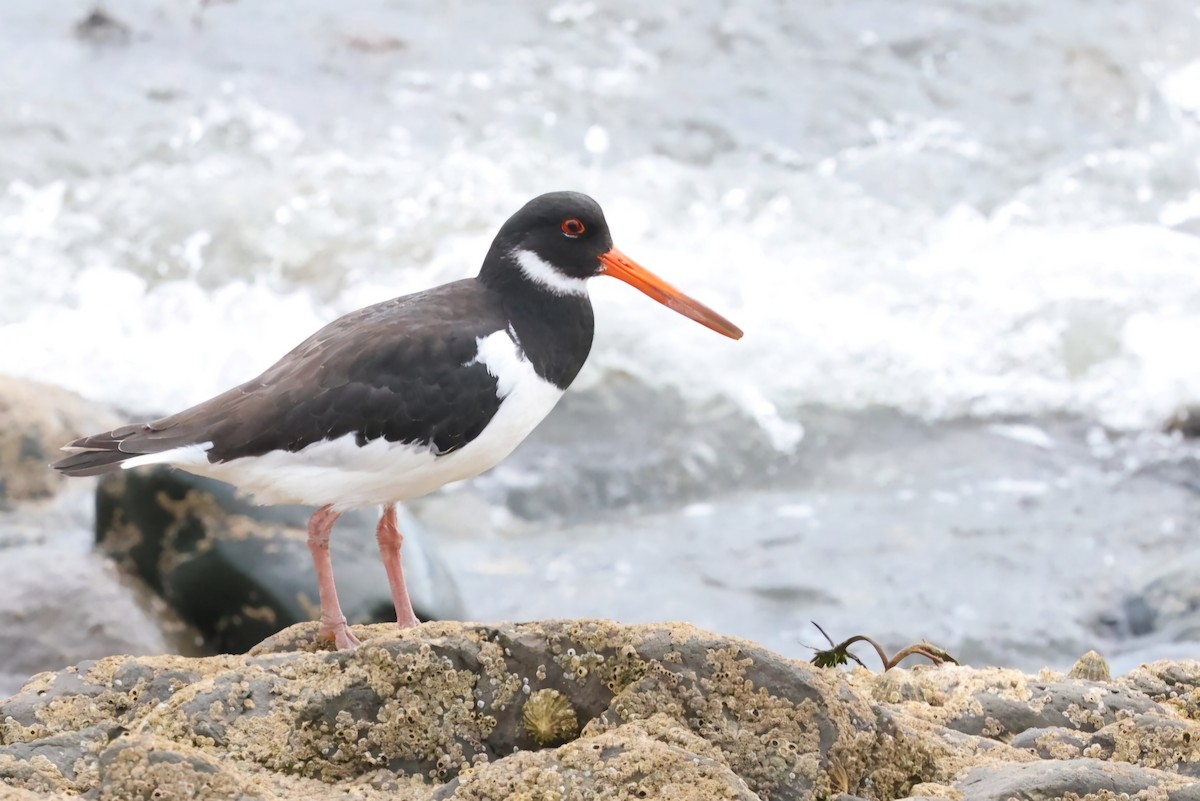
[307,505,361,650]
[377,504,420,629]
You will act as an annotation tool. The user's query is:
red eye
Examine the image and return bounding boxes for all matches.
[561,218,586,237]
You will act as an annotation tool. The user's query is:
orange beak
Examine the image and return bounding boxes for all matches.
[598,247,743,340]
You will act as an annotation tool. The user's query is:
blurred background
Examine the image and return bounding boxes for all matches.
[2,0,1200,689]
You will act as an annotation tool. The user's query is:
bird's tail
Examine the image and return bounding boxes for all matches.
[52,423,199,477]
[52,425,147,477]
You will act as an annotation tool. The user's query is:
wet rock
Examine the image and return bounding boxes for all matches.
[478,377,788,520]
[857,665,1168,741]
[0,375,118,507]
[1166,406,1200,438]
[5,621,1200,800]
[957,758,1195,801]
[1009,726,1093,759]
[96,466,463,653]
[1095,550,1200,644]
[1090,714,1200,775]
[848,662,1200,781]
[72,7,132,46]
[0,375,201,695]
[0,621,898,799]
[1008,713,1200,772]
[870,669,932,704]
[1118,659,1200,719]
[944,678,1163,738]
[0,545,195,699]
[243,620,896,797]
[433,724,761,800]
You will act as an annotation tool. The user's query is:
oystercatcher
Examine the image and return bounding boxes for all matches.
[53,191,742,650]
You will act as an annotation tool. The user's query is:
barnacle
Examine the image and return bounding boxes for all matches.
[871,669,925,703]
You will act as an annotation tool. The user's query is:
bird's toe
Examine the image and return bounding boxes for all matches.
[317,620,362,651]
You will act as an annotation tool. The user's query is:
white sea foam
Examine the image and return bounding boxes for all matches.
[1,0,1199,443]
[5,188,1199,436]
[588,206,1200,432]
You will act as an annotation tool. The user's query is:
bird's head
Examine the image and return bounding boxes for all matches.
[485,191,743,340]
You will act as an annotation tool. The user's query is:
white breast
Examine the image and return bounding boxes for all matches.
[128,329,564,509]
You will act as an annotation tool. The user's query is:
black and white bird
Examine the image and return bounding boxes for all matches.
[54,191,743,650]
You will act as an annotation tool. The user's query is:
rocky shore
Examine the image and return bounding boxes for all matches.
[2,619,1199,800]
[3,377,1200,799]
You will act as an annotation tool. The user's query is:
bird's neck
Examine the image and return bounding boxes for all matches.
[479,251,595,390]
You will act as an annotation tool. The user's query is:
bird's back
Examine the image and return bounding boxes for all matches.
[53,278,580,507]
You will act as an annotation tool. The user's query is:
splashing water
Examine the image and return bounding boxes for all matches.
[2,0,1200,437]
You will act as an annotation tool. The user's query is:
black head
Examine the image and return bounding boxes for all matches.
[482,191,615,290]
[479,191,743,339]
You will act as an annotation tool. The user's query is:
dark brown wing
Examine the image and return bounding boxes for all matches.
[54,280,510,476]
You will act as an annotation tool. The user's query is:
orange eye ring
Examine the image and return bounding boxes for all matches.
[561,218,586,237]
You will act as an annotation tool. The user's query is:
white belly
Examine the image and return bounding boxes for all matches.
[125,329,564,509]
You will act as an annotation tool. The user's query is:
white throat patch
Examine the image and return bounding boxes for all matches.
[511,248,590,297]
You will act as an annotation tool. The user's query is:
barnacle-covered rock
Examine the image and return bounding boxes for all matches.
[2,621,1200,800]
[0,621,891,799]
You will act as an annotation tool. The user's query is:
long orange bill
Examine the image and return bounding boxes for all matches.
[598,247,743,340]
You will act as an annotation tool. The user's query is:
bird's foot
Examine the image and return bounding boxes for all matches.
[317,619,362,651]
[396,609,420,630]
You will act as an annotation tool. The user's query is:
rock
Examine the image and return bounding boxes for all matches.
[95,466,464,653]
[1007,713,1200,772]
[474,376,788,520]
[0,375,119,507]
[850,664,1170,740]
[957,759,1195,801]
[432,725,761,800]
[2,621,1200,800]
[0,621,892,799]
[1166,406,1200,438]
[1094,549,1200,645]
[72,7,132,46]
[944,678,1164,738]
[1118,659,1200,719]
[846,663,1200,794]
[0,545,197,699]
[1009,726,1094,759]
[0,374,202,695]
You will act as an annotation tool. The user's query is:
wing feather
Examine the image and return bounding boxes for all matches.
[53,281,509,476]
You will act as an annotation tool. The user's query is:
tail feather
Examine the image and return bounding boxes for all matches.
[52,448,137,477]
[52,422,206,477]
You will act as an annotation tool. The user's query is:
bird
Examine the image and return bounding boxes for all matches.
[53,191,743,650]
